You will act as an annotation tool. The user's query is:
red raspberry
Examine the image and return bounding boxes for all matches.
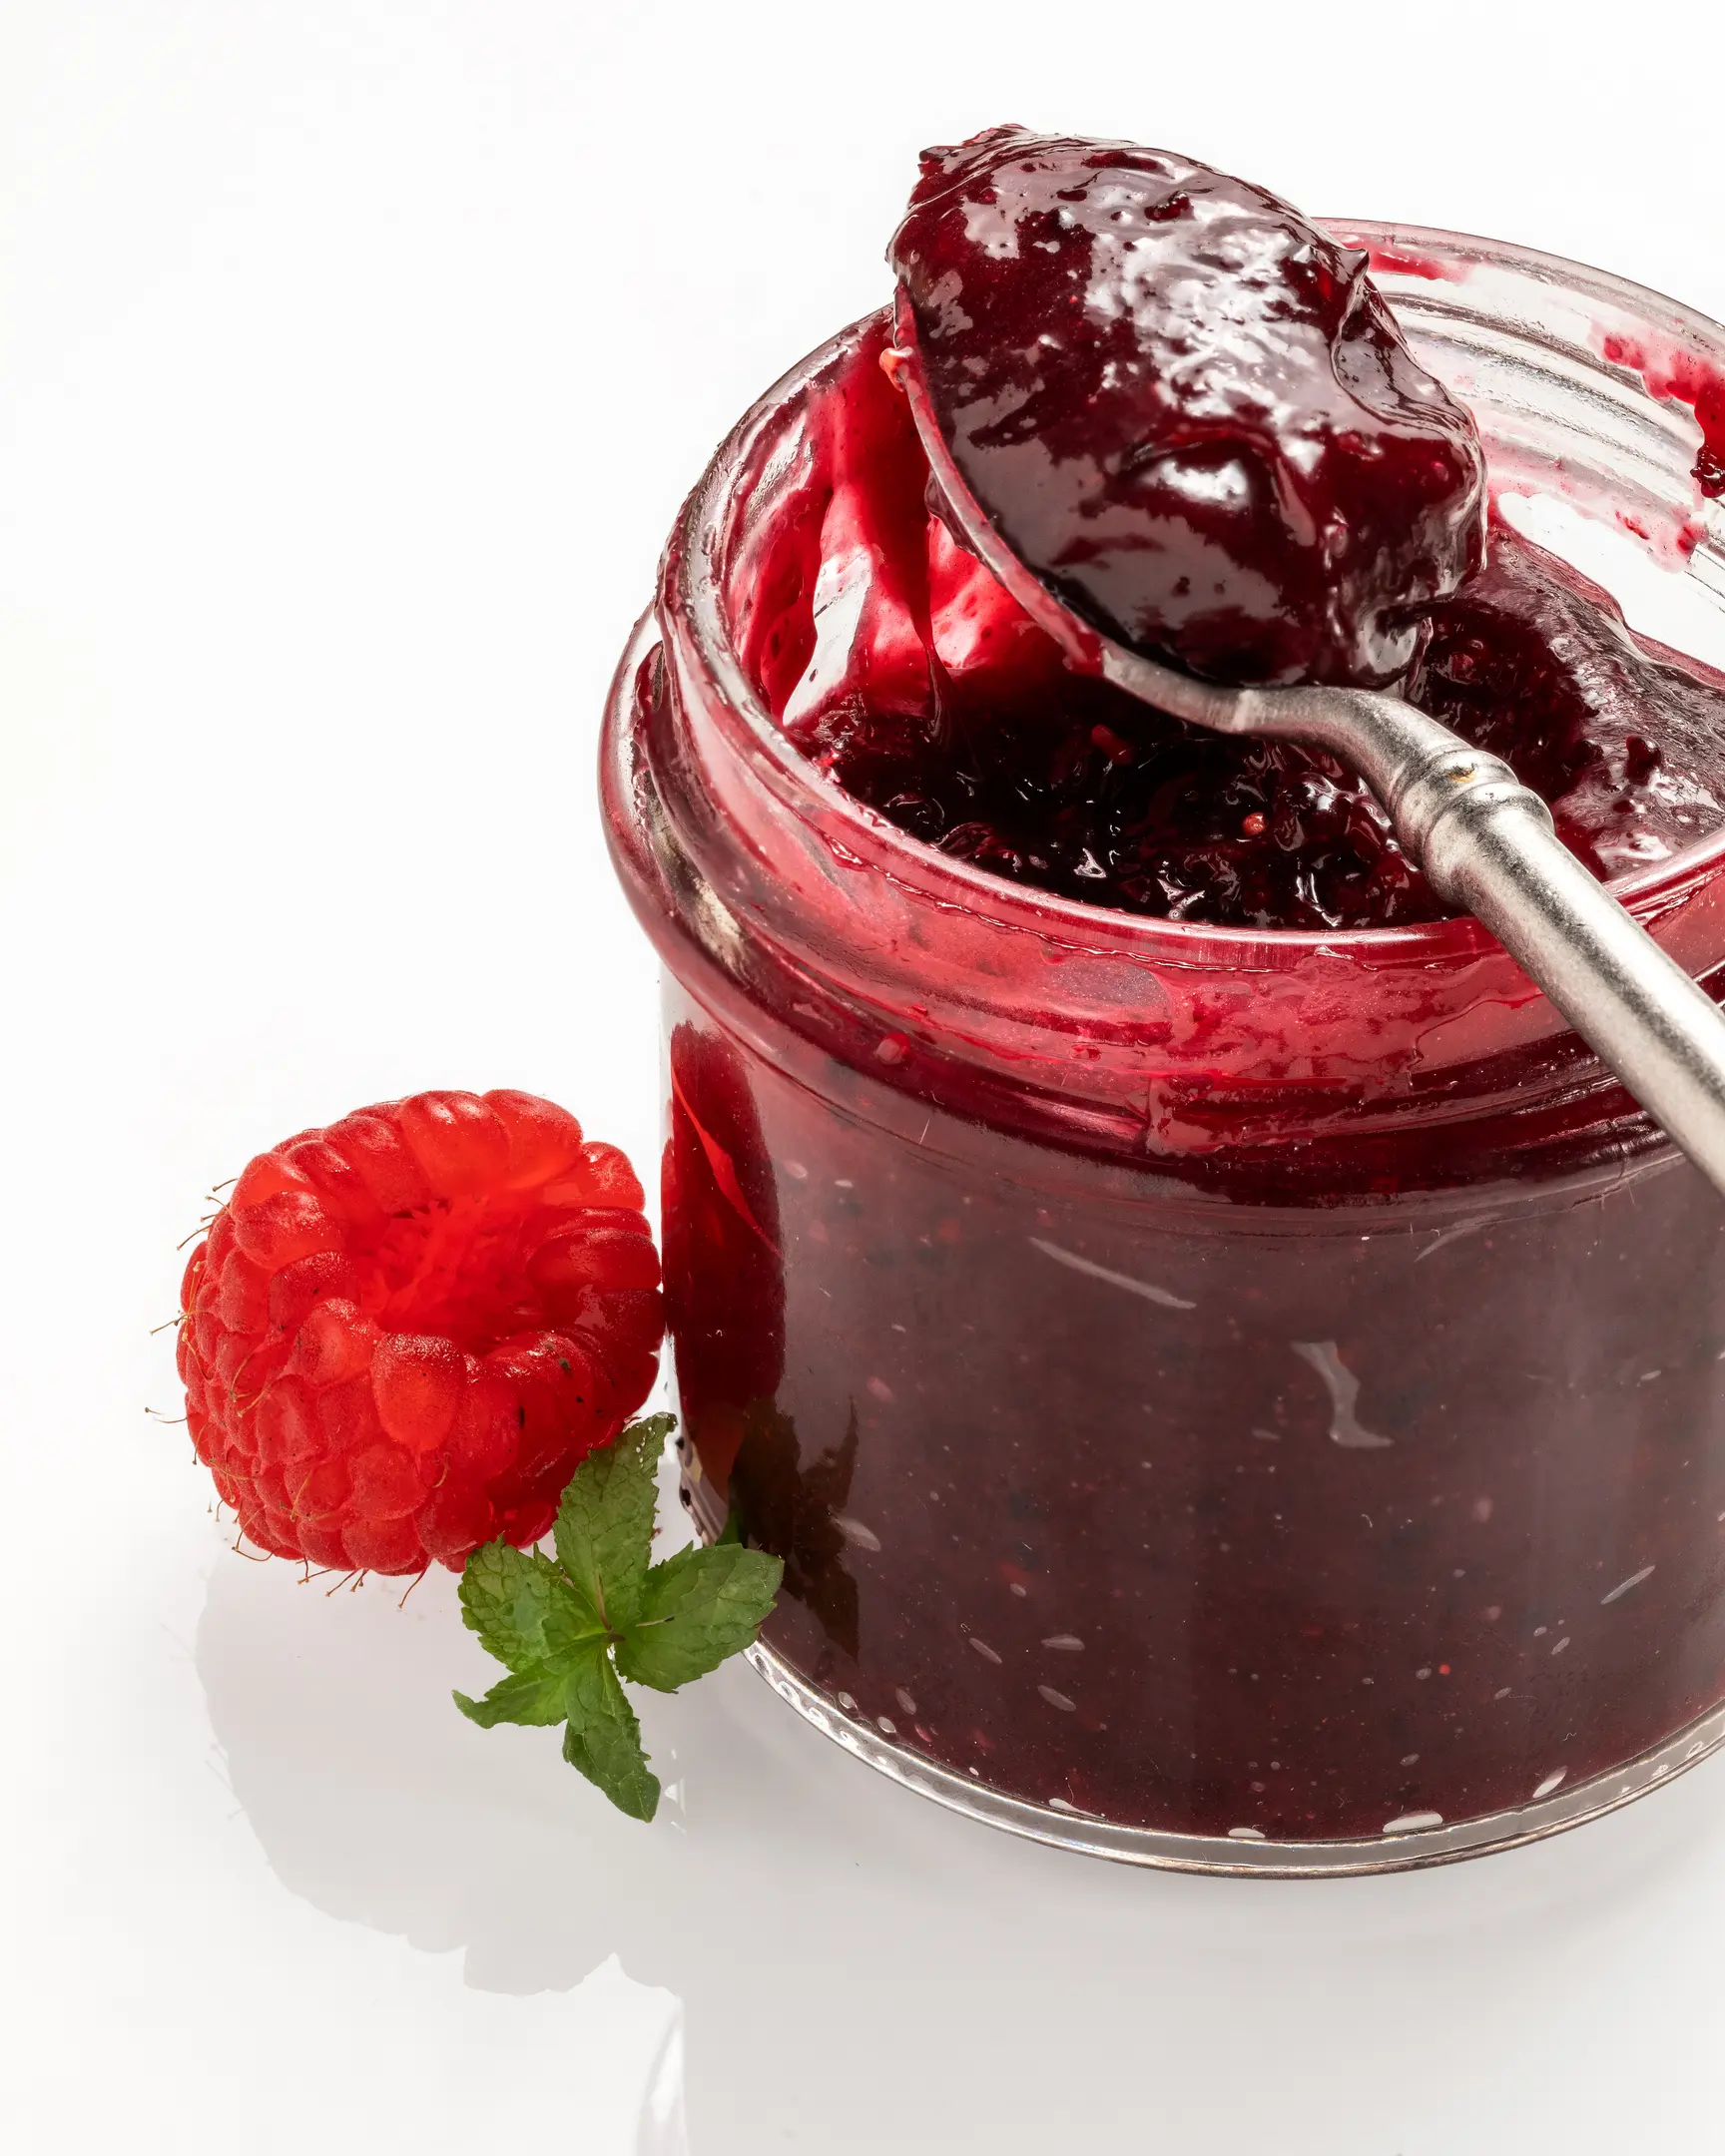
[177,1090,663,1574]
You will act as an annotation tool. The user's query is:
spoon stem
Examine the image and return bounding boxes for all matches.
[1248,680,1725,1199]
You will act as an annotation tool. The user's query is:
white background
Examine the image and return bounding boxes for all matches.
[5,4,1725,2149]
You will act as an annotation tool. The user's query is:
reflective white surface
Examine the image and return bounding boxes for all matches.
[5,4,1725,2148]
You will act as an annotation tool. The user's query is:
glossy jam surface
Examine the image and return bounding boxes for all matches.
[768,322,1725,930]
[889,128,1487,687]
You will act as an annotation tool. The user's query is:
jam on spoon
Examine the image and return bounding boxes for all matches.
[888,125,1488,689]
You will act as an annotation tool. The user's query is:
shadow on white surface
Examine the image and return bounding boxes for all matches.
[196,1526,1725,2153]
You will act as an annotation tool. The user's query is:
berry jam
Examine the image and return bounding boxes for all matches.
[774,311,1725,931]
[654,967,1725,1842]
[889,128,1487,688]
[606,233,1725,1858]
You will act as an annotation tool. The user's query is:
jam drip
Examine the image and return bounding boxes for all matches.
[889,127,1487,688]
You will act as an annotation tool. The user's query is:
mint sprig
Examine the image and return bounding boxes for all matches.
[453,1414,783,1820]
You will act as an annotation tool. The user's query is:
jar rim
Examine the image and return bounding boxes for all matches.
[668,219,1725,968]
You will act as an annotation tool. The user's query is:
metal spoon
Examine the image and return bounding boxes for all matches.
[891,295,1725,1198]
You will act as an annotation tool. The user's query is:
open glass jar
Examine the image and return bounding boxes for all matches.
[602,225,1725,1874]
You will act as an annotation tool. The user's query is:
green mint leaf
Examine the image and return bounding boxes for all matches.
[458,1540,582,1673]
[452,1668,571,1729]
[452,1413,772,1825]
[561,1640,661,1821]
[552,1413,673,1634]
[542,1587,608,1663]
[615,1541,784,1693]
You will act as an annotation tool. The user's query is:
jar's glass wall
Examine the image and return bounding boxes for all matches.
[604,226,1725,1868]
[664,965,1725,1843]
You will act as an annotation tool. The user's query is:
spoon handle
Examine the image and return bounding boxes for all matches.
[1302,688,1725,1198]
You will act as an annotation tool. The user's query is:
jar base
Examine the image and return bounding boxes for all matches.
[747,1644,1725,1877]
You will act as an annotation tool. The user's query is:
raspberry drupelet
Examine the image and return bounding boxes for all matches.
[177,1089,664,1574]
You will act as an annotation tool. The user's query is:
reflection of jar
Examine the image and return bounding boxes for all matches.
[602,227,1725,1874]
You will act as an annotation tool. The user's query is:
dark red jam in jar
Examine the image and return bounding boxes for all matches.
[602,228,1725,1871]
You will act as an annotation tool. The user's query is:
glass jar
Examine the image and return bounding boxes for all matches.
[601,225,1725,1874]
